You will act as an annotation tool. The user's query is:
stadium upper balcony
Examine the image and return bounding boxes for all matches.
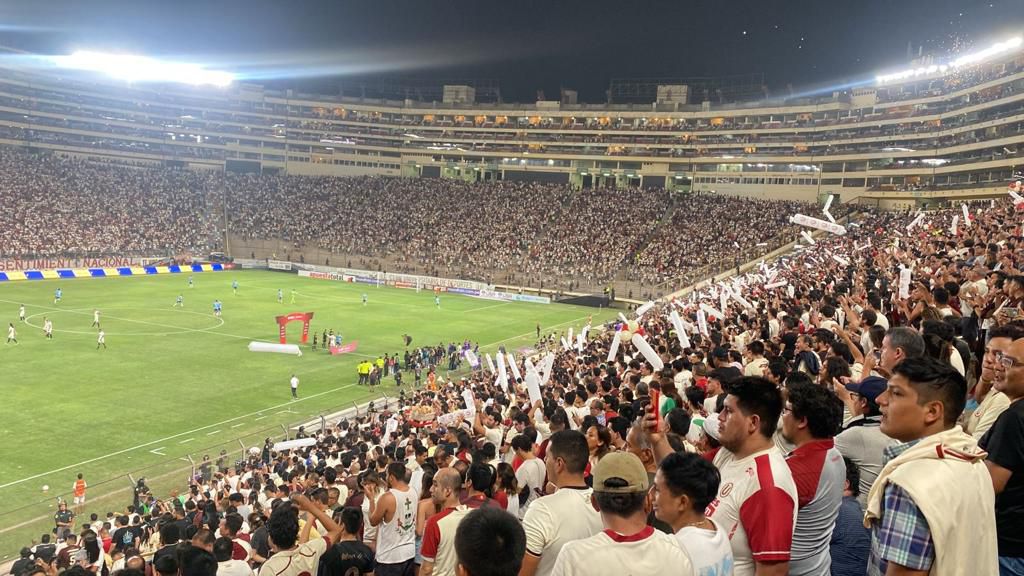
[0,43,1020,208]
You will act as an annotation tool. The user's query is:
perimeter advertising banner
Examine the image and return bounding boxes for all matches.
[0,256,145,272]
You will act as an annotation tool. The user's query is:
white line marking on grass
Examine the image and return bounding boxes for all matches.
[150,448,165,456]
[231,423,245,428]
[461,302,512,313]
[206,430,221,436]
[0,383,357,490]
[254,415,268,421]
[179,438,195,444]
[479,313,596,350]
[4,300,276,342]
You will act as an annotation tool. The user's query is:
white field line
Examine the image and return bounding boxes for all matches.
[0,383,356,490]
[0,299,277,342]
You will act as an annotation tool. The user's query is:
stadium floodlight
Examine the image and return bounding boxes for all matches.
[49,51,234,87]
[876,36,1022,85]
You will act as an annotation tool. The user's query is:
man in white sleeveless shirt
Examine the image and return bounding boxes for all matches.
[366,462,417,576]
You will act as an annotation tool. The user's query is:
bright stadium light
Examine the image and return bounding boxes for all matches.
[876,36,1022,85]
[49,51,234,87]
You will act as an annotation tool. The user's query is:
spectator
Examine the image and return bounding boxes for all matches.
[520,430,602,576]
[780,382,846,576]
[454,507,526,576]
[829,459,871,576]
[652,451,734,574]
[866,357,997,576]
[420,468,470,576]
[549,452,694,576]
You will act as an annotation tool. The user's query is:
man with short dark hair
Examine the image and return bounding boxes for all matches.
[177,545,217,576]
[220,512,251,562]
[652,452,733,575]
[320,507,375,576]
[263,494,344,576]
[214,536,253,576]
[54,533,79,570]
[519,430,601,576]
[707,377,797,576]
[151,521,180,567]
[549,452,693,575]
[780,383,846,576]
[366,462,417,576]
[455,507,527,576]
[866,357,996,576]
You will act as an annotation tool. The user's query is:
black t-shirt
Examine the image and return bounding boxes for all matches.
[318,540,375,576]
[54,510,74,527]
[11,557,34,576]
[980,399,1024,557]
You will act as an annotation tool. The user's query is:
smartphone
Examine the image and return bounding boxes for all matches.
[649,389,662,429]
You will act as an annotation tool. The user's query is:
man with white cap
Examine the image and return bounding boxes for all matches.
[549,452,693,576]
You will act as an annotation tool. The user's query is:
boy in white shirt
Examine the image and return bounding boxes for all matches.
[653,452,734,575]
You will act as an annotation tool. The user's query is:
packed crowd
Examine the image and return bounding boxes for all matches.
[13,188,1024,576]
[1,148,812,289]
[629,194,810,286]
[0,149,220,259]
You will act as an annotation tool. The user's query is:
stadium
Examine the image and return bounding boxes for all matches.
[1,3,1023,576]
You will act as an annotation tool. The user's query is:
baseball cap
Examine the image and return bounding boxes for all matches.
[844,376,887,404]
[701,413,722,441]
[592,452,649,494]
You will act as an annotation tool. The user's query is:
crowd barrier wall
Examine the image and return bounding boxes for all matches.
[0,262,227,282]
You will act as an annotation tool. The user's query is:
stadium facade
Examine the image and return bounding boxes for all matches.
[0,46,1020,210]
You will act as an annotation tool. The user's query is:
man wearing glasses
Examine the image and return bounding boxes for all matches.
[980,329,1024,575]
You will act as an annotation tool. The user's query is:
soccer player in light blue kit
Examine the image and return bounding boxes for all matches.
[362,293,368,306]
[188,275,194,288]
[435,295,441,308]
[54,287,62,305]
[232,280,239,295]
[213,300,222,317]
[174,294,184,308]
[277,289,283,304]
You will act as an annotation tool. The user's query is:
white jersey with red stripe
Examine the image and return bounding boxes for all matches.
[708,446,797,576]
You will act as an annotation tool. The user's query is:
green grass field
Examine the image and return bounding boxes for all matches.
[0,269,615,558]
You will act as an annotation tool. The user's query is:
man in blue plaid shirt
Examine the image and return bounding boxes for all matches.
[866,357,998,576]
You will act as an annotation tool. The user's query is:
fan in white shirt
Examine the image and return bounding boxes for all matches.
[520,430,602,576]
[512,433,547,518]
[213,537,255,576]
[550,452,694,576]
[652,452,735,576]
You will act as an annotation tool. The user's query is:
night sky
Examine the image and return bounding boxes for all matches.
[1,0,1020,102]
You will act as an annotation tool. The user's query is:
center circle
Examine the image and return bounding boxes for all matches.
[24,307,225,336]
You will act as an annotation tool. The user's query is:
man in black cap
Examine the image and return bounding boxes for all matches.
[835,376,893,508]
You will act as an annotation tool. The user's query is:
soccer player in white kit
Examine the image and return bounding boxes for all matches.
[43,317,53,340]
[91,309,100,328]
[19,304,25,322]
[6,323,17,344]
[96,329,106,350]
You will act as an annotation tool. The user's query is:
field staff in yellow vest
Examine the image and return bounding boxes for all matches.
[357,360,372,386]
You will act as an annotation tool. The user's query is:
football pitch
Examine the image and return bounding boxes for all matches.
[0,269,615,557]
